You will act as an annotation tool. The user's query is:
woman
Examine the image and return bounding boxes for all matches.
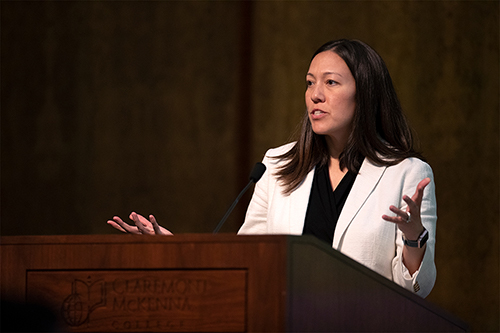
[108,39,437,298]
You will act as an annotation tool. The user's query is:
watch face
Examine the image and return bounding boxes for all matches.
[418,229,429,248]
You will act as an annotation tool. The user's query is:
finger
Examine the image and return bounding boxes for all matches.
[382,214,403,224]
[403,195,419,214]
[418,177,431,190]
[107,219,128,233]
[150,215,162,235]
[131,212,149,235]
[389,205,409,221]
[383,206,409,225]
[129,212,148,227]
[135,212,156,232]
[412,178,431,206]
[111,216,140,234]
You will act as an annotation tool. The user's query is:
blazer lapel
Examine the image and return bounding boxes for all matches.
[333,158,387,248]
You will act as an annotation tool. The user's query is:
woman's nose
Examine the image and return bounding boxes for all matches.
[311,85,325,103]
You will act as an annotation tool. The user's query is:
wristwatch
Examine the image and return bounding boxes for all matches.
[403,228,429,248]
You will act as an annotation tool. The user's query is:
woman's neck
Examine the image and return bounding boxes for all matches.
[324,134,348,161]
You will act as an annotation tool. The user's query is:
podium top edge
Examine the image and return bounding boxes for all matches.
[0,233,306,246]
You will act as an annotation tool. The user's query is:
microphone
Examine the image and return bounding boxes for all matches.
[213,162,266,234]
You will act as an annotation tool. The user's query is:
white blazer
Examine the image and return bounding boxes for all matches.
[238,142,437,298]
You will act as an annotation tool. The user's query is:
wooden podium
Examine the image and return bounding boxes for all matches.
[1,234,467,332]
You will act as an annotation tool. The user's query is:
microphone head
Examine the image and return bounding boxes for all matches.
[249,162,266,183]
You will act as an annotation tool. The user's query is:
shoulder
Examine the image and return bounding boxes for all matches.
[362,157,434,185]
[392,157,433,175]
[374,157,435,185]
[368,155,433,174]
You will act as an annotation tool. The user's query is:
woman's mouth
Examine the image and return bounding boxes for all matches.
[310,109,327,119]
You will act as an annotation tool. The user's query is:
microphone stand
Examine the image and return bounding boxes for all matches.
[212,180,254,234]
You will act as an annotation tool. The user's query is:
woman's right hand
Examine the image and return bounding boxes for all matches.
[107,212,173,235]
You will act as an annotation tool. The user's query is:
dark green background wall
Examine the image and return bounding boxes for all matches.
[1,1,498,331]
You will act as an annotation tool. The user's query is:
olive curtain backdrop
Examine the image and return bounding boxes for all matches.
[1,1,498,332]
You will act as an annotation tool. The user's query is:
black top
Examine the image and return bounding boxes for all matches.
[302,164,357,245]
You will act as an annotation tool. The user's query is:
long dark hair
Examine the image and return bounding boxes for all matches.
[276,39,423,194]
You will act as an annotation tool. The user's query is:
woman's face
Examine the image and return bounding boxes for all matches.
[305,51,356,143]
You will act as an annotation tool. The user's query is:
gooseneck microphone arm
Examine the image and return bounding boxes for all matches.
[213,162,266,234]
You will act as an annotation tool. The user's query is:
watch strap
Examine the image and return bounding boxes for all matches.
[403,228,429,248]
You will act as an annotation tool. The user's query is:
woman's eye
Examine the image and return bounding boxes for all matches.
[326,79,337,86]
[306,80,313,87]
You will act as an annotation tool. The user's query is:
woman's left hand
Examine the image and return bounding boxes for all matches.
[382,177,431,240]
